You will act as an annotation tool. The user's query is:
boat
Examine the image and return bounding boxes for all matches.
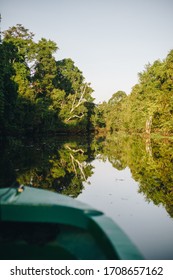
[0,186,143,260]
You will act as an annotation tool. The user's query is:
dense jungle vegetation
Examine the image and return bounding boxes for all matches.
[0,24,173,137]
[0,24,95,136]
[95,49,173,135]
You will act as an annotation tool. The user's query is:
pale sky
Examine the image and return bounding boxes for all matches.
[1,0,173,103]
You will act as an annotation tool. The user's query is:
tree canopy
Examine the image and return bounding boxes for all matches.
[95,50,173,135]
[0,24,94,136]
[1,23,172,137]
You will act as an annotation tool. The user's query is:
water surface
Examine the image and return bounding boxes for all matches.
[1,134,173,259]
[78,159,173,259]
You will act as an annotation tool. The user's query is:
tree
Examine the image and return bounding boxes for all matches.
[33,38,57,96]
[54,58,94,128]
[0,40,19,133]
[1,24,95,135]
[55,58,84,95]
[106,91,127,132]
[0,44,4,124]
[108,91,126,105]
[92,102,107,129]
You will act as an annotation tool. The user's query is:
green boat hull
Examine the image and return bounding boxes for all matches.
[0,187,143,260]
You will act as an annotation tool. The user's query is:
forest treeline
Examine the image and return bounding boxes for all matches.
[0,24,95,135]
[0,24,173,136]
[95,49,173,135]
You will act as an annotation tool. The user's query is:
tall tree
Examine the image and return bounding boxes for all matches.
[54,58,94,127]
[55,58,84,95]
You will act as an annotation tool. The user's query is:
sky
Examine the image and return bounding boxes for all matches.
[1,0,173,103]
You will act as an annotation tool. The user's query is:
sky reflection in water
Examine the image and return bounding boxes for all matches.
[77,159,173,260]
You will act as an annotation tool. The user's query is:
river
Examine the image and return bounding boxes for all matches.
[0,133,173,259]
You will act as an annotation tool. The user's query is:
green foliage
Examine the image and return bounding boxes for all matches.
[106,91,127,132]
[54,59,94,128]
[92,102,107,129]
[0,24,94,136]
[0,45,5,123]
[1,23,172,136]
[55,58,84,95]
[94,91,128,132]
[108,90,127,105]
[33,38,57,96]
[98,50,173,135]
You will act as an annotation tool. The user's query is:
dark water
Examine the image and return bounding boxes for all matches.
[1,134,173,259]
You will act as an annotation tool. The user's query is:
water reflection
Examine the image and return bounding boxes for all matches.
[100,134,173,218]
[1,134,173,218]
[0,136,95,197]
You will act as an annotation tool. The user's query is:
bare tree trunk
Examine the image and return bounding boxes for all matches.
[145,137,152,156]
[146,116,152,134]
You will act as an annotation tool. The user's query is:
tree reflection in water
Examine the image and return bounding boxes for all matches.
[0,134,173,217]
